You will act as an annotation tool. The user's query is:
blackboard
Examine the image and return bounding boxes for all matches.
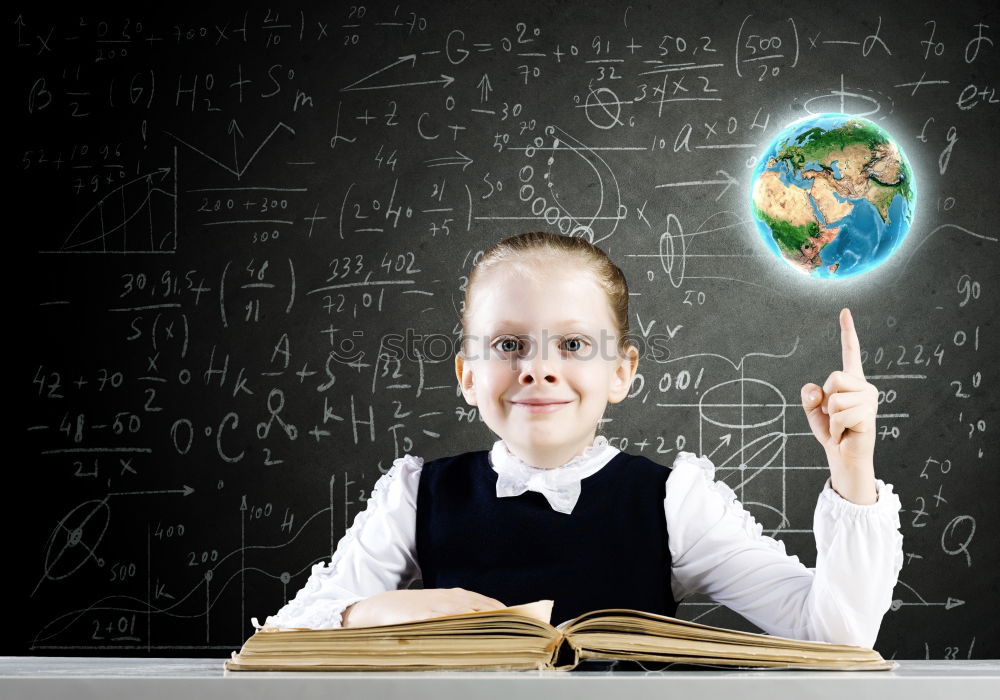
[13,0,998,660]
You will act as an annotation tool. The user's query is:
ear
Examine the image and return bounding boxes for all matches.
[607,344,639,405]
[455,353,478,406]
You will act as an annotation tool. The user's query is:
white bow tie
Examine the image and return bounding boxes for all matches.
[495,472,582,514]
[490,436,617,515]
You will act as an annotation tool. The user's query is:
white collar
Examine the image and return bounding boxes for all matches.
[488,435,620,514]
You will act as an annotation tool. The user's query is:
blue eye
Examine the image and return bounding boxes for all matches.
[496,337,520,353]
[492,336,588,354]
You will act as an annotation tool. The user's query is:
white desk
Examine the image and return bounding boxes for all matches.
[2,657,998,700]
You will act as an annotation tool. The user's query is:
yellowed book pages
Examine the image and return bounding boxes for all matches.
[225,600,896,672]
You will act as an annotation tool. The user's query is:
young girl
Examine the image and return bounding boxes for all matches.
[256,231,904,649]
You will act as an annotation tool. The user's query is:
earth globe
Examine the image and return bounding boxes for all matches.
[750,113,916,279]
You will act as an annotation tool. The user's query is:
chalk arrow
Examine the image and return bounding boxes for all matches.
[425,151,474,170]
[341,54,455,92]
[708,434,733,460]
[107,486,195,497]
[478,73,493,103]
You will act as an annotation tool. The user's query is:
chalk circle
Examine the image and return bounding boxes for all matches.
[42,499,111,581]
[583,87,623,130]
[699,378,785,430]
[657,217,686,288]
[802,91,881,119]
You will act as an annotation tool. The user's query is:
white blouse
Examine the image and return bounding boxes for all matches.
[256,435,904,648]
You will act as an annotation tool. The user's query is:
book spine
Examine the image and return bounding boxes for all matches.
[548,633,580,670]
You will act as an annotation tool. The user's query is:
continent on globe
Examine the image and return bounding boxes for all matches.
[750,114,916,279]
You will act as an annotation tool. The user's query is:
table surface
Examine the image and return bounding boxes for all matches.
[3,657,998,700]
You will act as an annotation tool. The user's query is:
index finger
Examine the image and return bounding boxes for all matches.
[840,307,865,379]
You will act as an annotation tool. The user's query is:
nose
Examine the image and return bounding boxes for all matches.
[516,347,559,385]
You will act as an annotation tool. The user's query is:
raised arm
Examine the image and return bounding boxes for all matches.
[665,452,903,648]
[256,454,424,630]
[667,307,904,647]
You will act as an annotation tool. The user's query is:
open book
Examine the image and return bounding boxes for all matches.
[225,600,896,671]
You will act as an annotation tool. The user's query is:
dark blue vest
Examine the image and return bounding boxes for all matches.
[415,449,678,627]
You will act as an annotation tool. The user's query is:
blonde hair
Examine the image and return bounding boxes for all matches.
[460,231,633,358]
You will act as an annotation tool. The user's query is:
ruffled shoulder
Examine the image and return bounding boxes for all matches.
[325,454,424,563]
[368,453,423,500]
[667,450,789,557]
[670,450,717,476]
[256,453,424,630]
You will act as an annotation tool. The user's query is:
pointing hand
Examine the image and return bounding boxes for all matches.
[800,308,879,505]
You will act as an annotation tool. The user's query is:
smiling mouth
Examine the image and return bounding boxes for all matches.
[510,400,571,414]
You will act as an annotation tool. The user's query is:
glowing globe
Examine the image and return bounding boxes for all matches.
[750,114,916,278]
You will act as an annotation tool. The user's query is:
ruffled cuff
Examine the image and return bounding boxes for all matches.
[256,594,367,630]
[812,476,904,646]
[814,475,904,567]
[818,477,902,521]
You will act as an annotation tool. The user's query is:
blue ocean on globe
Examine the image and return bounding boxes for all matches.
[749,114,916,279]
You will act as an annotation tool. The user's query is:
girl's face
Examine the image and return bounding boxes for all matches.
[455,265,638,468]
